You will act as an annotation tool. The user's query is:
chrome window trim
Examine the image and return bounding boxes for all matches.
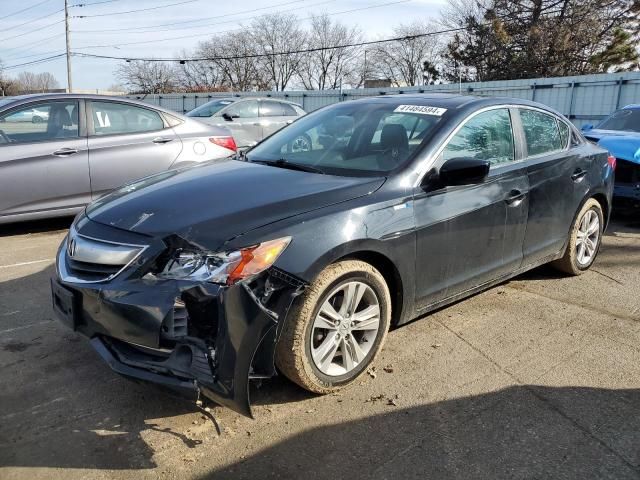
[411,104,573,187]
[57,225,149,284]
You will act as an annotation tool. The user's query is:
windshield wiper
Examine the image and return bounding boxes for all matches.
[251,158,325,174]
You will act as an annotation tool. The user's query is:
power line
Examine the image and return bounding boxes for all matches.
[74,0,311,34]
[0,19,65,43]
[3,53,67,70]
[72,26,467,63]
[0,0,54,21]
[73,0,408,50]
[0,33,66,56]
[0,8,64,34]
[73,0,200,18]
[1,49,66,62]
[71,0,127,6]
[72,0,312,34]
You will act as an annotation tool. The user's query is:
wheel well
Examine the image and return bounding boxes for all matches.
[591,193,609,226]
[337,251,403,326]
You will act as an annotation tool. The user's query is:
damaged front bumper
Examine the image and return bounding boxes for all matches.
[52,234,305,417]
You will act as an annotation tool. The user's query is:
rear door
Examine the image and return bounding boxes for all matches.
[414,107,530,308]
[0,99,90,218]
[517,108,580,264]
[212,100,261,149]
[259,100,296,138]
[86,100,182,199]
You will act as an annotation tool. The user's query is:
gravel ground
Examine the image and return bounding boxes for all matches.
[0,215,639,480]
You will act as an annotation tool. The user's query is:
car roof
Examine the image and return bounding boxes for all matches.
[339,93,570,121]
[621,104,640,110]
[0,93,184,117]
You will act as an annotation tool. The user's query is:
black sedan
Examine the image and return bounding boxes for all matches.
[52,94,614,416]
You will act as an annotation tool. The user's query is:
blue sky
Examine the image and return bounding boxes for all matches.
[0,0,445,90]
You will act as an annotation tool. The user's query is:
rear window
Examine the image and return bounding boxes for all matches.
[520,109,563,156]
[557,120,570,148]
[597,108,640,133]
[187,99,234,118]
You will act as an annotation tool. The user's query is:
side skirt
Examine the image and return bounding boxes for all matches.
[414,251,562,318]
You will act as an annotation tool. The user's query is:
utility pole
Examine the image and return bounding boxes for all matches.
[64,0,72,93]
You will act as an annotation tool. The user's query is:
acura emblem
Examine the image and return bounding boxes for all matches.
[67,237,77,258]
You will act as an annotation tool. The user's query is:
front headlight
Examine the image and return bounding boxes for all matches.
[157,236,291,285]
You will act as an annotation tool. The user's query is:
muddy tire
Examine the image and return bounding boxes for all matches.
[551,198,604,275]
[275,260,391,394]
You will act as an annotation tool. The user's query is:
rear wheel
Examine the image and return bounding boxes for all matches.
[551,198,603,275]
[275,260,391,393]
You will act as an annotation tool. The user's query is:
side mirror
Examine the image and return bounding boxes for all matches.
[222,112,238,121]
[581,123,594,132]
[439,157,490,186]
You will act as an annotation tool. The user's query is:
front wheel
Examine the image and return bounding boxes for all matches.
[551,198,604,275]
[275,260,391,393]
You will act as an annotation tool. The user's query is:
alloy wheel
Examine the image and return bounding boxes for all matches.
[310,281,380,376]
[576,209,600,266]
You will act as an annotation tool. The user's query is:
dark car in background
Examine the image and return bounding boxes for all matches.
[52,94,614,416]
[582,104,640,211]
[186,97,306,149]
[0,94,237,224]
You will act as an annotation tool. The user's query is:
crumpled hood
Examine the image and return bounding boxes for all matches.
[86,159,385,249]
[596,135,640,165]
[583,128,639,143]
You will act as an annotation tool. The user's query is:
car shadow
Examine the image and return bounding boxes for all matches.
[200,385,640,479]
[0,216,74,238]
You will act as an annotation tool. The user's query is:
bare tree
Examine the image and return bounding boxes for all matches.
[297,14,363,90]
[249,13,307,91]
[369,22,443,86]
[15,71,60,92]
[175,48,226,92]
[116,60,178,94]
[198,32,271,91]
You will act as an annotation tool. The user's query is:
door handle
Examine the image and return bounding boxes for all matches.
[571,169,587,182]
[52,148,78,156]
[252,122,261,126]
[505,189,527,206]
[152,137,173,144]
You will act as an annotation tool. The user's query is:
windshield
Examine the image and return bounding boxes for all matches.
[0,98,15,108]
[187,99,234,118]
[246,102,444,176]
[597,108,640,133]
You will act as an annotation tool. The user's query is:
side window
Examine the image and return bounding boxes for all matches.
[557,120,570,148]
[91,102,164,136]
[280,103,298,116]
[260,101,285,117]
[442,109,514,165]
[224,100,259,118]
[0,101,79,144]
[520,109,562,156]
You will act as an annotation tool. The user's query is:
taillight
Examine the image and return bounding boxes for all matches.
[607,154,616,170]
[209,136,237,152]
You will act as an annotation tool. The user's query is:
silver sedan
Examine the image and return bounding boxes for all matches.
[0,93,237,224]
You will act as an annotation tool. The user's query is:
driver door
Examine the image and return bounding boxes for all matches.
[413,107,529,309]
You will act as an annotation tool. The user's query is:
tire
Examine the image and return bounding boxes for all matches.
[275,260,391,394]
[32,116,43,124]
[551,198,604,275]
[287,133,312,153]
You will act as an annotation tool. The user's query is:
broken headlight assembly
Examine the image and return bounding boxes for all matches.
[156,236,291,285]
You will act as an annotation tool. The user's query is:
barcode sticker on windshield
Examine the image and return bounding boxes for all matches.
[393,105,447,116]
